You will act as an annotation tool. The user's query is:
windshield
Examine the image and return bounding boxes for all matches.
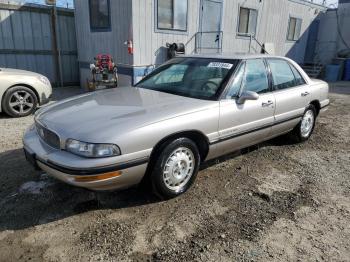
[136,58,238,100]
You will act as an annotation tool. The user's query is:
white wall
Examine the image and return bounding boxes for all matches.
[132,0,200,66]
[132,0,324,66]
[73,0,133,87]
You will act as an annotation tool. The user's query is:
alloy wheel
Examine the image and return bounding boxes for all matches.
[9,91,34,115]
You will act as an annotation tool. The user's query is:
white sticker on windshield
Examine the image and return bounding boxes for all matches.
[207,62,233,69]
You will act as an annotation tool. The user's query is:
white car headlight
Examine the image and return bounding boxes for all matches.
[66,139,121,158]
[37,75,51,86]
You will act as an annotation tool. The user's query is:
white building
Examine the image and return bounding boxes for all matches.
[73,0,327,86]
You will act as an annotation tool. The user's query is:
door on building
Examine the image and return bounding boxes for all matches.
[304,20,320,63]
[198,0,223,53]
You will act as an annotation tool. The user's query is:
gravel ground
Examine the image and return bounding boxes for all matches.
[0,84,349,262]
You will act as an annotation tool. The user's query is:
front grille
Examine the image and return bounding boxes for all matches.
[35,121,60,149]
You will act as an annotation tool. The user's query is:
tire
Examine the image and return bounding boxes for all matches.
[2,86,38,117]
[291,104,317,142]
[151,138,200,199]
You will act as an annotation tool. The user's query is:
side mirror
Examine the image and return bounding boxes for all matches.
[236,91,259,104]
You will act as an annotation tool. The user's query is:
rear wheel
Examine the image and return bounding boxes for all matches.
[291,105,316,142]
[3,86,38,117]
[151,138,200,199]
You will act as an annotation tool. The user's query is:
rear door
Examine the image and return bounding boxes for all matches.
[217,59,275,155]
[266,58,309,135]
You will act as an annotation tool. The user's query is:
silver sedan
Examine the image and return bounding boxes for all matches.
[23,54,329,199]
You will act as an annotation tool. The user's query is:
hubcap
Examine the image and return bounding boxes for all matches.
[9,91,34,114]
[163,147,195,192]
[300,110,314,138]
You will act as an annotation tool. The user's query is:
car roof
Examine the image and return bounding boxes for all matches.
[178,53,287,60]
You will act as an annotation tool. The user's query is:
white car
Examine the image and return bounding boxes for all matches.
[0,68,52,117]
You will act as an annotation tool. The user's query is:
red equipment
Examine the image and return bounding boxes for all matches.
[88,54,118,91]
[95,54,115,72]
[127,40,133,55]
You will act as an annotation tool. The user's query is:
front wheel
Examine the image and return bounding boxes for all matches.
[3,86,38,117]
[151,138,200,199]
[291,105,316,142]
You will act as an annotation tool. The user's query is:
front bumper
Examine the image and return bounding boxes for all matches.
[39,94,52,106]
[23,125,149,191]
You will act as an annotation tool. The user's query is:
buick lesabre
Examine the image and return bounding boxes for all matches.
[23,54,329,198]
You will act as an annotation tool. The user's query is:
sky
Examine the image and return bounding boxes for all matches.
[13,0,74,8]
[314,0,339,7]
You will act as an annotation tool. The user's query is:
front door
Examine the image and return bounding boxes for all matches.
[217,59,275,155]
[198,0,223,53]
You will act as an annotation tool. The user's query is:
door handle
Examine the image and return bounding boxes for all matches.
[301,91,310,97]
[262,100,274,107]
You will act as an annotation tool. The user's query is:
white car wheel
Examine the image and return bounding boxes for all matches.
[3,86,38,117]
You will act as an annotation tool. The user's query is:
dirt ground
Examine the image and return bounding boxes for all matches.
[0,84,349,262]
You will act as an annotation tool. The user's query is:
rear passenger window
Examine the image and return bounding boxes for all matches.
[290,64,306,86]
[268,59,296,90]
[242,59,269,94]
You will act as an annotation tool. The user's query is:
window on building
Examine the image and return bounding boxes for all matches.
[89,0,110,31]
[238,7,258,36]
[157,0,188,31]
[287,17,302,41]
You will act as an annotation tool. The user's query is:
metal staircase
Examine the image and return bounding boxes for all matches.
[301,53,324,79]
[301,64,323,78]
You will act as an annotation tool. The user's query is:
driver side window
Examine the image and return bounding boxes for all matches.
[226,62,245,98]
[226,59,269,98]
[242,59,269,94]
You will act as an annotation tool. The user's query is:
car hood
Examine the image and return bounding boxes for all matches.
[36,87,216,142]
[0,67,42,77]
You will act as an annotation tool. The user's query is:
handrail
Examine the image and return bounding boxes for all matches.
[239,33,269,54]
[194,31,223,53]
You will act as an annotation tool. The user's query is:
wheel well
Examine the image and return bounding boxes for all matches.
[143,131,210,181]
[2,84,40,108]
[310,100,321,115]
[152,131,209,162]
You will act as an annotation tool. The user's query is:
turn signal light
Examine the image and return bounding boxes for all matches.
[74,171,122,182]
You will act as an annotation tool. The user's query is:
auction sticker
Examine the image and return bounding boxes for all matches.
[207,62,233,69]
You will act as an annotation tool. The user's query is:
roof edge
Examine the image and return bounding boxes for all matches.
[288,0,328,10]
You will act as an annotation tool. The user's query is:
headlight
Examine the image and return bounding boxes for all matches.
[37,75,51,86]
[66,139,121,158]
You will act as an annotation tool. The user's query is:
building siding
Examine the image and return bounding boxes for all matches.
[132,0,323,66]
[73,0,132,86]
[132,0,200,66]
[74,0,326,86]
[0,1,78,85]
